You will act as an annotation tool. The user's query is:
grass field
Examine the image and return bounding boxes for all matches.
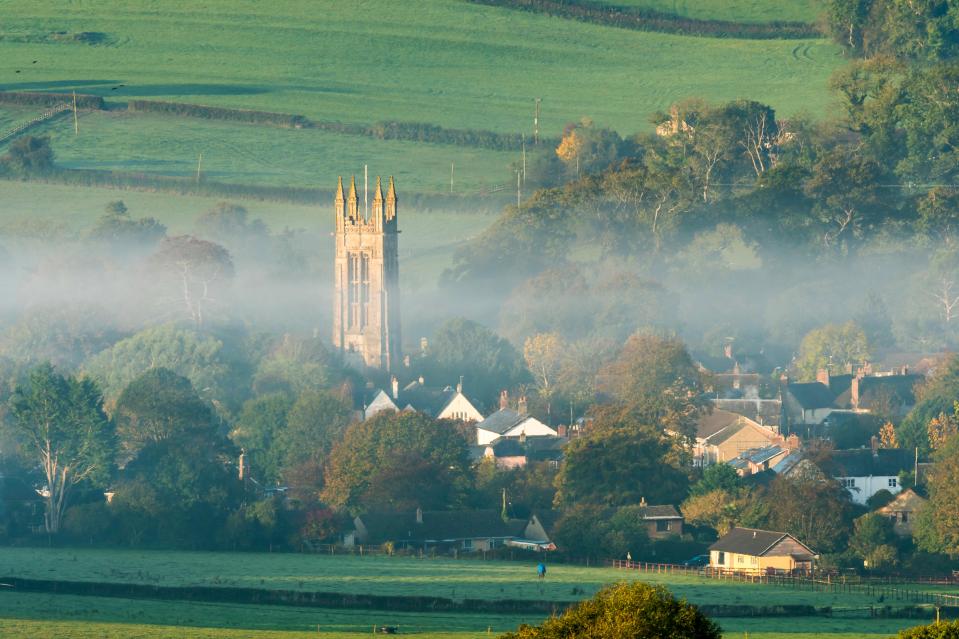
[0,0,841,135]
[0,548,942,638]
[580,0,822,23]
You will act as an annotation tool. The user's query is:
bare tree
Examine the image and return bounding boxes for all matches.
[150,235,234,328]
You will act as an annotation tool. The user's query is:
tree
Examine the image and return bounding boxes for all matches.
[762,474,854,553]
[149,235,234,328]
[321,411,470,513]
[849,513,899,569]
[7,365,114,533]
[230,393,293,485]
[252,334,334,397]
[915,432,959,556]
[2,135,54,174]
[499,581,721,639]
[523,333,564,424]
[682,488,757,537]
[554,405,689,508]
[87,201,167,253]
[423,318,529,410]
[899,355,959,456]
[279,390,353,492]
[689,463,741,497]
[793,321,871,381]
[896,620,959,639]
[597,332,704,441]
[114,368,214,461]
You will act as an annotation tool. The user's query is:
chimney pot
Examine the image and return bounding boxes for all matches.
[816,368,830,387]
[415,507,423,524]
[457,375,463,394]
[517,395,528,415]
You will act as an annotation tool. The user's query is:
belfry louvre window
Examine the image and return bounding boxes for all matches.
[361,253,371,327]
[348,253,360,328]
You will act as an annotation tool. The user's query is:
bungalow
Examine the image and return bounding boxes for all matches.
[349,508,527,552]
[475,408,557,446]
[876,488,926,538]
[709,527,816,575]
[819,447,913,506]
[365,376,484,423]
[634,500,684,539]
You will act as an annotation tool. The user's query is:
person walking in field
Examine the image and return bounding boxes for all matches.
[537,562,546,579]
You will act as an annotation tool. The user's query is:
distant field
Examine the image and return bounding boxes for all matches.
[0,0,840,137]
[0,181,495,291]
[35,110,518,193]
[580,0,822,23]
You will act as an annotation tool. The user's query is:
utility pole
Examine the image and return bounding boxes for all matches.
[450,161,454,194]
[521,134,526,183]
[195,152,202,184]
[72,91,79,135]
[533,97,541,145]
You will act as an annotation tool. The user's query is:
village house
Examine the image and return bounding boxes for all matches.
[710,397,783,430]
[471,435,567,469]
[348,508,528,552]
[364,376,484,422]
[709,527,816,575]
[876,488,926,538]
[474,396,557,446]
[634,500,684,539]
[727,444,792,477]
[819,445,913,506]
[694,409,789,467]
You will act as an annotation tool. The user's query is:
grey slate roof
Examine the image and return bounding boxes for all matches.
[834,375,923,410]
[356,509,527,544]
[787,382,836,410]
[820,449,913,478]
[709,527,814,557]
[697,409,749,439]
[477,408,527,435]
[638,504,682,520]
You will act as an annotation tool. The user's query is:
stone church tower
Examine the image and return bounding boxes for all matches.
[332,175,401,371]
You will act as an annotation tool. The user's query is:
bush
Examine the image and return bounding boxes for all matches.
[500,581,721,638]
[62,502,114,544]
[897,621,959,638]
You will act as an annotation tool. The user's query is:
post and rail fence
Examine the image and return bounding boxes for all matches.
[0,103,72,145]
[607,559,959,608]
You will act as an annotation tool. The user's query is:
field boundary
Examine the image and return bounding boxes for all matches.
[465,0,822,39]
[608,560,959,608]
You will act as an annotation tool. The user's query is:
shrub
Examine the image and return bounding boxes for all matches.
[897,621,959,638]
[500,581,721,639]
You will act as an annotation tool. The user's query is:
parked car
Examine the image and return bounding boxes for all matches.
[682,554,710,567]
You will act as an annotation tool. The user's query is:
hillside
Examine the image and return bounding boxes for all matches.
[0,0,841,194]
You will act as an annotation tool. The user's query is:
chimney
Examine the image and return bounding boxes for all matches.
[519,430,527,444]
[457,375,463,394]
[640,496,647,507]
[391,376,399,400]
[723,342,733,359]
[557,424,568,437]
[518,395,528,415]
[419,337,429,354]
[752,531,757,539]
[816,368,830,387]
[415,507,423,524]
[901,365,909,376]
[499,390,509,411]
[403,355,411,368]
[850,375,862,409]
[870,435,879,457]
[418,375,424,385]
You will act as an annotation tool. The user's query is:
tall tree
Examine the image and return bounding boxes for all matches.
[793,321,871,380]
[149,235,234,328]
[915,432,959,555]
[322,411,469,513]
[7,365,114,533]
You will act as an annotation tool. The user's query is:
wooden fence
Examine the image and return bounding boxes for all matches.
[0,103,71,144]
[607,559,959,608]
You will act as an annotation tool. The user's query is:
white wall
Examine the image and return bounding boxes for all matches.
[839,475,902,505]
[438,393,484,422]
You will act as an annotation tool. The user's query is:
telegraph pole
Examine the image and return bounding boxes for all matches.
[533,97,541,145]
[196,152,203,184]
[521,134,526,183]
[516,170,521,209]
[450,161,454,194]
[72,91,79,135]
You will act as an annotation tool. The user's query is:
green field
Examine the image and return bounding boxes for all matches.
[580,0,822,23]
[40,110,517,193]
[0,548,941,638]
[0,0,842,195]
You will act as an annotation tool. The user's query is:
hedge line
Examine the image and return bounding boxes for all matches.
[466,0,822,39]
[0,169,508,212]
[126,99,553,151]
[0,90,105,110]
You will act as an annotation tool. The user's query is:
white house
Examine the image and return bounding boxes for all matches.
[475,408,557,446]
[364,376,484,423]
[820,447,912,506]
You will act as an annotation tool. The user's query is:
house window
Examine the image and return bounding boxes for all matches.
[656,520,671,532]
[901,512,908,523]
[737,555,744,564]
[717,552,726,565]
[463,539,473,550]
[841,478,856,489]
[751,557,757,565]
[888,477,898,488]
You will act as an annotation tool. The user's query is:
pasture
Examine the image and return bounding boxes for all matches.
[0,548,942,638]
[0,0,841,137]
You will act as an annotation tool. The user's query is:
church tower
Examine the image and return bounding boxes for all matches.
[332,175,401,371]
